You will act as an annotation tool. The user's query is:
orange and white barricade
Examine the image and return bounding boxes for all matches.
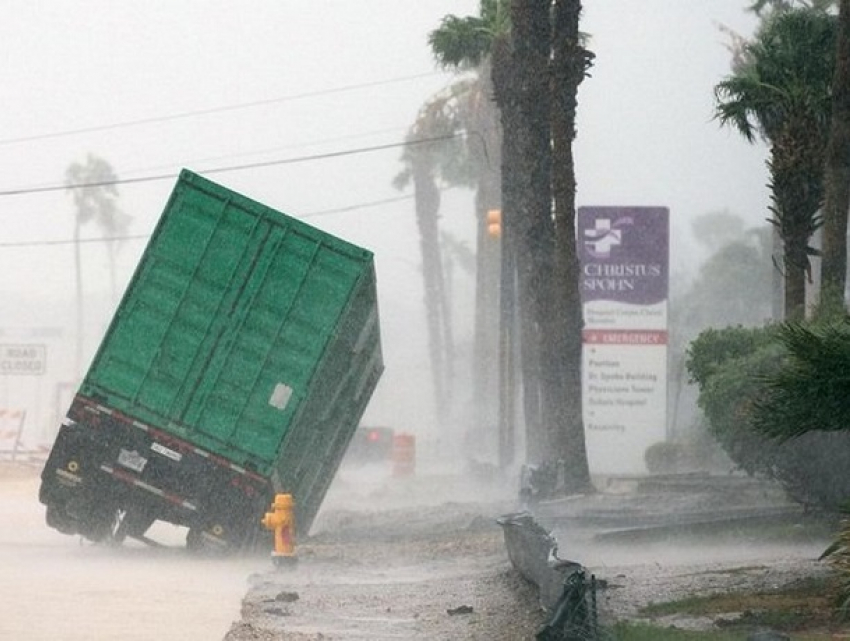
[391,433,416,477]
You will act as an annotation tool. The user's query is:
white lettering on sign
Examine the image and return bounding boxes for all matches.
[0,344,46,376]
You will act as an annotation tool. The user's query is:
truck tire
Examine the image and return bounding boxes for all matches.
[186,522,245,556]
[45,497,116,542]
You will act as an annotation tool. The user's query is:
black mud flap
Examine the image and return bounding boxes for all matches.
[39,421,120,542]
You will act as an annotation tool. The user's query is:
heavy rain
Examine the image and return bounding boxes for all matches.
[1,1,848,640]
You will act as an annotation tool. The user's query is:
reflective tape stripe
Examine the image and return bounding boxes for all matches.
[80,395,267,484]
[100,464,197,511]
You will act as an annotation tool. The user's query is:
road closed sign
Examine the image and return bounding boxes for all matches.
[0,344,46,376]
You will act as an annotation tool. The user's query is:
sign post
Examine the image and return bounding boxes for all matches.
[578,207,669,475]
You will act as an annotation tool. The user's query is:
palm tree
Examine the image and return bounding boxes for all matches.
[394,87,472,420]
[430,0,519,465]
[715,8,836,320]
[65,154,130,375]
[821,0,850,308]
[430,1,594,491]
[510,0,553,466]
[432,0,559,468]
[549,0,594,490]
[749,0,836,12]
[507,0,592,490]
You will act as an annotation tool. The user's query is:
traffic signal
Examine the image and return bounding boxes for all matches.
[487,209,502,238]
[344,426,395,464]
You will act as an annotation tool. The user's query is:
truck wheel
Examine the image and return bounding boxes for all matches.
[186,523,242,556]
[46,497,115,542]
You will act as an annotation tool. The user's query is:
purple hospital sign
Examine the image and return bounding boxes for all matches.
[578,206,670,475]
[578,206,669,306]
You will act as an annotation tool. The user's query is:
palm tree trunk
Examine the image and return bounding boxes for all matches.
[821,0,850,307]
[412,155,450,421]
[511,0,553,464]
[770,114,826,321]
[551,0,592,492]
[784,243,808,321]
[491,33,523,468]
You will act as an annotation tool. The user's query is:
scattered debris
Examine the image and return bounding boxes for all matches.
[224,622,282,640]
[263,607,289,616]
[497,511,598,640]
[497,512,583,610]
[446,605,474,616]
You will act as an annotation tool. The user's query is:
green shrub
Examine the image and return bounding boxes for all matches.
[686,325,784,477]
[685,324,779,389]
[686,323,850,512]
[644,441,687,474]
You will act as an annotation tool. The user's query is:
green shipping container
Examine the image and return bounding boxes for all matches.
[39,170,384,551]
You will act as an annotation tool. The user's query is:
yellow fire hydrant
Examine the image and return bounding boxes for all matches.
[261,493,297,567]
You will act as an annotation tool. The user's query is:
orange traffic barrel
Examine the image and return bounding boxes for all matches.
[391,433,416,477]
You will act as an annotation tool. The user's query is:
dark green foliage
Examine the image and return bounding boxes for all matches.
[715,8,835,143]
[691,334,785,477]
[644,441,688,474]
[772,431,850,509]
[714,8,837,319]
[685,325,780,389]
[687,323,850,511]
[428,0,508,70]
[749,0,838,17]
[752,319,850,440]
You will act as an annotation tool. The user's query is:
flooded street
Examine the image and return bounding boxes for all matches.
[4,458,841,639]
[0,466,259,641]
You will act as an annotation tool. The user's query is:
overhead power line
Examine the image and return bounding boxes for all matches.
[0,132,465,198]
[0,72,443,148]
[0,184,469,249]
[300,194,415,218]
[0,194,434,248]
[0,234,150,248]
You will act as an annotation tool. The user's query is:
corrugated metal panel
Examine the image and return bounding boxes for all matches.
[81,170,383,480]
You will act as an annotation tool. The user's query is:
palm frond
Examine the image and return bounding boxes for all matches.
[429,16,493,70]
[751,320,850,440]
[429,0,511,71]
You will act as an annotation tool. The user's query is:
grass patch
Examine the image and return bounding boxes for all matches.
[609,621,746,639]
[608,620,840,640]
[605,515,838,547]
[636,575,842,635]
[679,565,769,578]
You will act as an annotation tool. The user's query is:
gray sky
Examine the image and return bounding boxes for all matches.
[0,2,767,442]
